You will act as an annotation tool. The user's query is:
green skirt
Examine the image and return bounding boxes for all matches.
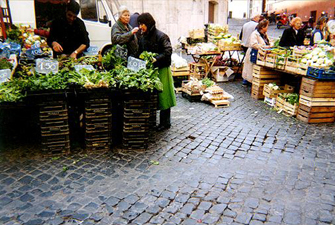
[158,67,176,110]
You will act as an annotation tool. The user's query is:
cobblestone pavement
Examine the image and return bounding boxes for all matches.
[1,82,335,225]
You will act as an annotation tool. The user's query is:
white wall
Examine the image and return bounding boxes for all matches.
[118,0,228,47]
[228,0,248,19]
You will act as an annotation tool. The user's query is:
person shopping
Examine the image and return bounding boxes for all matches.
[111,6,139,58]
[310,17,327,46]
[47,0,89,59]
[137,13,176,131]
[279,17,305,47]
[242,20,270,84]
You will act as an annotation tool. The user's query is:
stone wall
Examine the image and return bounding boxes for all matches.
[119,0,228,47]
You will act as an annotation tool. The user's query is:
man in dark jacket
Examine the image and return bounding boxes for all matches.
[279,17,305,47]
[47,1,90,59]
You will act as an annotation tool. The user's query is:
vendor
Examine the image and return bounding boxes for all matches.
[279,17,305,47]
[111,6,139,58]
[310,17,327,46]
[47,1,90,59]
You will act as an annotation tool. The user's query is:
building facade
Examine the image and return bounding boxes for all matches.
[267,0,335,22]
[119,0,229,46]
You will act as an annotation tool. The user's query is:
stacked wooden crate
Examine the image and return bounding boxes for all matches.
[84,92,112,151]
[251,65,281,100]
[39,99,70,155]
[297,77,335,123]
[189,62,206,80]
[123,90,151,150]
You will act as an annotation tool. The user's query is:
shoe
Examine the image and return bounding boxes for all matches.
[242,79,248,86]
[156,124,171,131]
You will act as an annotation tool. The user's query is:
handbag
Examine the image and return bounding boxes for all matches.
[250,49,258,64]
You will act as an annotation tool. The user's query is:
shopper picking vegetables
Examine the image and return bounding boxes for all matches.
[137,13,176,131]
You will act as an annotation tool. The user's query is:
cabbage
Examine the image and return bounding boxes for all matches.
[316,58,324,65]
[318,51,326,58]
[301,58,307,64]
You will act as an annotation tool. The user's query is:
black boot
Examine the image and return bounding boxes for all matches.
[157,108,171,131]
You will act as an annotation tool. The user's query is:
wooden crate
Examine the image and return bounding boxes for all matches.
[189,29,205,39]
[265,54,275,68]
[299,95,335,107]
[263,84,294,99]
[274,55,286,70]
[300,77,335,98]
[275,95,299,117]
[297,104,335,123]
[256,50,266,66]
[189,62,206,79]
[251,82,264,100]
[285,57,299,74]
[252,65,281,79]
[171,66,190,77]
[296,63,308,76]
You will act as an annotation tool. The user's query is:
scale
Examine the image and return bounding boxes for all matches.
[327,20,335,34]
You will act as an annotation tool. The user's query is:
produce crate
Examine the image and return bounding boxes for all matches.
[285,56,299,73]
[300,77,335,98]
[122,89,151,150]
[274,55,286,70]
[171,66,190,77]
[264,97,276,107]
[189,29,205,39]
[306,67,335,80]
[189,62,206,80]
[296,63,308,76]
[149,91,158,130]
[252,65,281,79]
[251,82,264,100]
[299,95,335,107]
[84,91,112,152]
[297,104,335,123]
[252,77,281,87]
[256,49,267,66]
[39,100,70,155]
[263,84,294,99]
[264,53,275,68]
[275,94,299,117]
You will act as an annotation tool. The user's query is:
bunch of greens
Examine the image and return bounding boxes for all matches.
[0,78,26,102]
[139,51,157,69]
[111,67,162,92]
[202,78,215,87]
[0,58,13,70]
[102,45,127,70]
[6,26,22,44]
[68,69,116,89]
[279,93,299,105]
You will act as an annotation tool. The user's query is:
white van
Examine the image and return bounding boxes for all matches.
[8,0,120,55]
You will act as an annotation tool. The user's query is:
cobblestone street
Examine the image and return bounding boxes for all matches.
[1,81,335,225]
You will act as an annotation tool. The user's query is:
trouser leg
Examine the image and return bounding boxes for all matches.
[160,108,171,127]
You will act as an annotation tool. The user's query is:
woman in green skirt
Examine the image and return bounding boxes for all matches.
[137,13,176,131]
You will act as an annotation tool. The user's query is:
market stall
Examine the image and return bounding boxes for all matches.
[250,41,335,123]
[0,25,161,154]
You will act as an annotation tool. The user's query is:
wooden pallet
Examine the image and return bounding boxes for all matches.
[297,104,335,123]
[263,84,294,99]
[299,95,335,107]
[275,95,299,117]
[300,77,335,98]
[210,99,230,108]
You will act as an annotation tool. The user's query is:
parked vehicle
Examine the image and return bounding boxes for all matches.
[9,0,120,55]
[276,14,289,29]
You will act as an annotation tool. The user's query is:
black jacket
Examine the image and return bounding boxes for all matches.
[138,26,172,69]
[279,27,305,47]
[47,17,90,56]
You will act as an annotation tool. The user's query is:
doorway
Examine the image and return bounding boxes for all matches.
[208,1,217,23]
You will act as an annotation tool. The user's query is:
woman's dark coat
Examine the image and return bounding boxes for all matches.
[111,20,138,57]
[138,26,172,69]
[279,27,305,47]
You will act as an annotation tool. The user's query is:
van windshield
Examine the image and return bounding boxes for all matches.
[106,1,119,22]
